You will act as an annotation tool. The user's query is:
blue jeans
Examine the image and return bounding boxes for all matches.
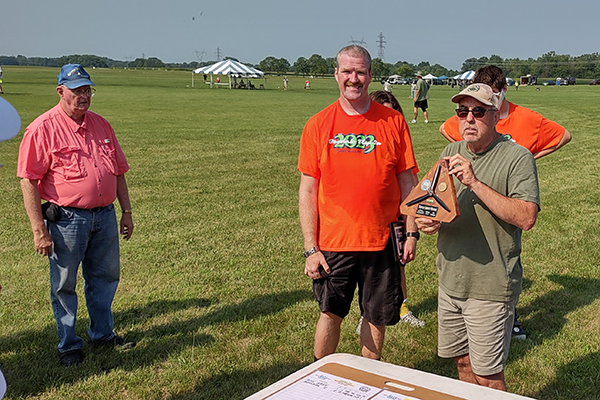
[47,204,120,353]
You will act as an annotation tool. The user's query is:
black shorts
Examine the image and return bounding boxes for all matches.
[313,240,402,326]
[414,100,428,111]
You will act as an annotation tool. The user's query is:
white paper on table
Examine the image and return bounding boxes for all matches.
[370,389,423,400]
[266,370,381,400]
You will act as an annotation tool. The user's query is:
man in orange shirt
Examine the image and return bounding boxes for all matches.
[298,45,418,361]
[18,64,135,366]
[439,65,571,340]
[440,66,571,160]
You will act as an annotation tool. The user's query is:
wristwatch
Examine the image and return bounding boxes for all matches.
[406,231,420,241]
[303,246,320,258]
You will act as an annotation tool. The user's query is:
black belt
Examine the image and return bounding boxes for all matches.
[67,205,108,212]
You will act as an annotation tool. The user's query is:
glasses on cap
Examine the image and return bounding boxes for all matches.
[67,87,96,97]
[455,106,496,119]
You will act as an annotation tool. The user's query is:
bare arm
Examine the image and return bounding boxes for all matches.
[446,155,538,231]
[116,174,134,240]
[299,173,330,279]
[439,122,458,143]
[533,129,572,159]
[413,89,420,102]
[397,169,417,263]
[20,178,53,256]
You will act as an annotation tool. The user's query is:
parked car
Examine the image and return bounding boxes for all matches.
[506,78,515,86]
[382,76,410,85]
[543,80,555,86]
[559,77,576,85]
[590,78,600,85]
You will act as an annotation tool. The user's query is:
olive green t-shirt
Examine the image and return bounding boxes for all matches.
[415,79,429,102]
[437,136,540,302]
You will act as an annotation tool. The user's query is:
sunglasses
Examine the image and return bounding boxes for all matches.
[455,107,496,119]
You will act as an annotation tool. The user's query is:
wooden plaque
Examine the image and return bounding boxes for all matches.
[401,159,460,223]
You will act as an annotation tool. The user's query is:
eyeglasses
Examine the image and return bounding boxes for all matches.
[455,106,496,119]
[67,87,96,97]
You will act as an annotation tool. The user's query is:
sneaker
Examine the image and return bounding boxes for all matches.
[96,335,136,350]
[356,316,363,335]
[410,119,417,123]
[60,348,84,366]
[512,319,526,340]
[424,120,429,123]
[401,311,425,327]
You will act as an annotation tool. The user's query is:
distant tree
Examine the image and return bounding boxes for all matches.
[488,54,504,65]
[307,54,328,75]
[144,57,164,67]
[271,58,290,73]
[259,56,277,72]
[461,57,479,72]
[397,64,414,78]
[224,56,239,62]
[417,61,431,71]
[293,57,309,75]
[325,57,336,75]
[371,58,392,79]
[16,55,28,66]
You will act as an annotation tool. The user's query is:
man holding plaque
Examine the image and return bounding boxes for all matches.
[417,83,540,391]
[298,45,418,361]
[439,65,571,340]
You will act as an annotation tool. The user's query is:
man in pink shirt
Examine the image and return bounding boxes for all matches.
[18,64,134,366]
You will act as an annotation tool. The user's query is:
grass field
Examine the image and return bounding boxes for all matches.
[1,66,599,400]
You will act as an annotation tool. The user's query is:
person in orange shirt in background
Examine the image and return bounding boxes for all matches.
[298,45,419,361]
[439,65,572,340]
[440,65,571,160]
[364,90,425,328]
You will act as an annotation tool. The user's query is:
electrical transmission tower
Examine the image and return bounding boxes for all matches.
[376,32,386,60]
[349,37,368,47]
[215,47,222,62]
[194,49,206,63]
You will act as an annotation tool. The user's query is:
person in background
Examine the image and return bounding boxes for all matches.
[410,71,430,123]
[367,90,425,327]
[18,64,135,367]
[299,45,418,361]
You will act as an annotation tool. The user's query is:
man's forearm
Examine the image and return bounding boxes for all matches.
[116,174,132,211]
[299,174,319,249]
[20,179,46,233]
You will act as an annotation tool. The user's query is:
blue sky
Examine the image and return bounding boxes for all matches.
[2,0,598,70]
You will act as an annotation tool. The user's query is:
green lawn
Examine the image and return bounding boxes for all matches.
[0,66,599,400]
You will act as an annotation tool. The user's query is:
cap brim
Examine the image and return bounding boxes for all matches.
[61,79,95,89]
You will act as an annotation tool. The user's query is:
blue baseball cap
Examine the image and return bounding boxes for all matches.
[57,64,95,89]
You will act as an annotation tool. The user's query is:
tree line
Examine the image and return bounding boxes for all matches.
[2,51,600,79]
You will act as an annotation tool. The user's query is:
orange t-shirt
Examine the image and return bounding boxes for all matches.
[443,102,566,155]
[298,100,417,252]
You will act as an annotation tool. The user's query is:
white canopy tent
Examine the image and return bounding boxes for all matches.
[453,70,475,80]
[193,60,264,89]
[422,73,437,84]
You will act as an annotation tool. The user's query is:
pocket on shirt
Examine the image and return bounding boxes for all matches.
[51,146,87,181]
[98,144,117,175]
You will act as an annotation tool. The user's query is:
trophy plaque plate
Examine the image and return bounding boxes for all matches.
[400,159,460,223]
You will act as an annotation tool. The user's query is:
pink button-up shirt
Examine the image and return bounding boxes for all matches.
[17,104,129,209]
